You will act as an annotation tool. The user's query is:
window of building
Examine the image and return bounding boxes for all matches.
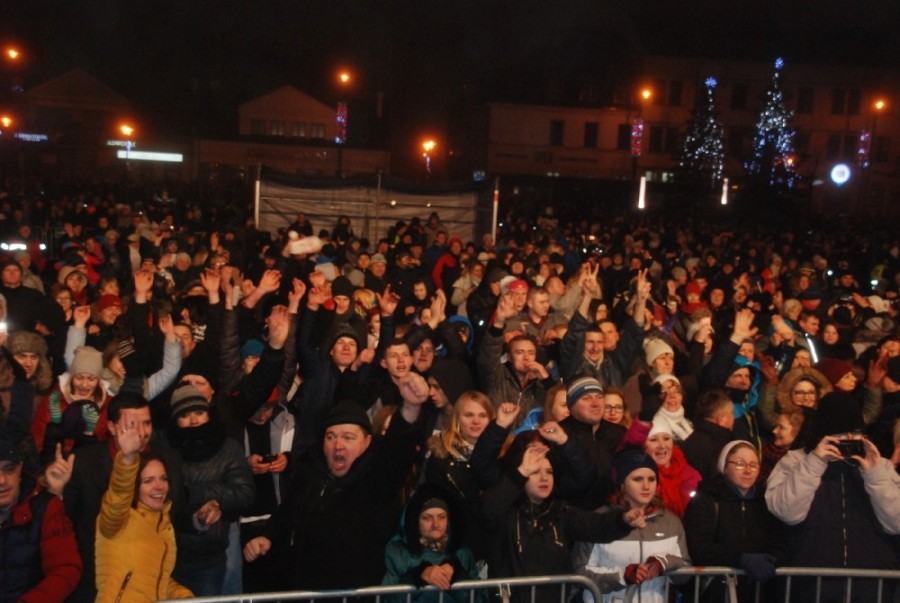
[269,121,284,136]
[825,134,841,159]
[291,122,307,137]
[311,123,326,139]
[649,125,664,153]
[549,120,564,146]
[872,137,890,163]
[797,88,814,114]
[668,80,683,107]
[584,122,598,148]
[653,79,667,106]
[617,124,631,150]
[843,134,858,160]
[730,84,748,110]
[664,126,680,154]
[250,119,265,135]
[846,89,861,116]
[831,88,845,115]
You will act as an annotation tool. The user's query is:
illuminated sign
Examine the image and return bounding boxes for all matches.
[14,133,48,142]
[107,139,137,148]
[117,150,183,163]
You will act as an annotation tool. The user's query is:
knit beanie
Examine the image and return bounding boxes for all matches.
[815,358,854,387]
[331,276,355,299]
[323,399,371,434]
[327,323,363,352]
[565,375,604,407]
[70,346,103,378]
[421,497,450,514]
[653,373,681,387]
[7,331,47,356]
[96,294,124,313]
[170,382,209,418]
[716,440,755,474]
[644,338,674,366]
[240,339,265,361]
[613,448,659,489]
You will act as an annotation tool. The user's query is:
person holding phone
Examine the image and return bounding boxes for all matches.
[766,392,900,602]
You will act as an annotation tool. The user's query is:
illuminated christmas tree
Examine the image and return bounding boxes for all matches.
[746,57,797,188]
[679,76,724,188]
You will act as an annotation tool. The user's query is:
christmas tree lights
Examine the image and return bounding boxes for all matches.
[746,57,797,188]
[679,76,725,188]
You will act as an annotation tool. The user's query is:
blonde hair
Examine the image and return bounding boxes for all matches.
[429,391,495,460]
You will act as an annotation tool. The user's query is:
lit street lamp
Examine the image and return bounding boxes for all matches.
[120,124,134,158]
[422,139,436,176]
[631,86,653,180]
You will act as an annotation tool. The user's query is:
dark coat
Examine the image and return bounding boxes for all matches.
[680,420,733,482]
[265,410,422,591]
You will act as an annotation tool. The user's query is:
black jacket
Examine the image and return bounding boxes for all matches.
[681,420,733,482]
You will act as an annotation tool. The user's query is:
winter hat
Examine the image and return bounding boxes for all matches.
[653,373,681,387]
[117,339,136,361]
[643,338,674,366]
[314,259,339,282]
[816,357,854,387]
[323,399,371,434]
[70,346,103,378]
[240,339,265,360]
[331,276,355,299]
[0,432,21,464]
[716,440,756,474]
[814,392,863,438]
[7,331,48,356]
[327,323,363,352]
[613,449,659,489]
[647,422,674,439]
[57,265,78,285]
[670,266,687,281]
[170,382,209,418]
[507,279,529,293]
[369,253,387,266]
[421,497,450,514]
[565,375,604,407]
[96,294,124,313]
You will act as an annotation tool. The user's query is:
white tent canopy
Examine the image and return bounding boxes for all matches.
[256,172,482,244]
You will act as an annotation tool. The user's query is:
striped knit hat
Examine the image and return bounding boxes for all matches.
[566,375,604,407]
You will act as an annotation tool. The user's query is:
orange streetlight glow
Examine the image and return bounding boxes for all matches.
[640,88,653,101]
[874,99,886,112]
[338,71,351,85]
[0,116,12,129]
[422,139,436,154]
[6,48,20,61]
[120,124,134,138]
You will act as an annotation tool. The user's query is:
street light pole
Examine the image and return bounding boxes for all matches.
[422,139,436,178]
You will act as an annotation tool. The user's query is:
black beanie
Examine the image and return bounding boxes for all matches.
[332,276,355,299]
[323,400,371,434]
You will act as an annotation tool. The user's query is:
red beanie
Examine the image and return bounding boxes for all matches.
[816,357,853,387]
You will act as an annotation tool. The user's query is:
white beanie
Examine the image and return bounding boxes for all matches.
[644,338,674,366]
[653,373,681,387]
[716,440,756,474]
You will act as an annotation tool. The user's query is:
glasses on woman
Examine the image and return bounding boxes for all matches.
[604,404,624,413]
[727,460,760,472]
[791,388,816,398]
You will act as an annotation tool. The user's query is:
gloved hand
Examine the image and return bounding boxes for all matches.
[638,374,664,422]
[740,553,777,584]
[623,563,641,585]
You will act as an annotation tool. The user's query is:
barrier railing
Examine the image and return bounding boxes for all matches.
[164,568,900,603]
[169,574,602,603]
[668,566,900,603]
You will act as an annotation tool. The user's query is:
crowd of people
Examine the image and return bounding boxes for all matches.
[0,187,899,603]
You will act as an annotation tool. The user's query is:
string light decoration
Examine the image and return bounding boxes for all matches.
[679,76,725,188]
[746,57,797,188]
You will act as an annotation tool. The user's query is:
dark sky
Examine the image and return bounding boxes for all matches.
[5,1,900,143]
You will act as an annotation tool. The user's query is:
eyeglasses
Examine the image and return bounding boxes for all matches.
[605,405,624,412]
[727,460,760,472]
[791,389,817,398]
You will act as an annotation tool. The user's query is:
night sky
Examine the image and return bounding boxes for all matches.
[5,1,900,149]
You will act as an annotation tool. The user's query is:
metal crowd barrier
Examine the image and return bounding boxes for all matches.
[171,574,602,603]
[669,566,900,603]
[165,568,900,603]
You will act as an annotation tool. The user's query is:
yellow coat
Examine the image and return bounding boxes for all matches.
[95,453,193,603]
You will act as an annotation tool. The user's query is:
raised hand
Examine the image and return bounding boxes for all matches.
[133,269,154,295]
[200,268,221,294]
[112,412,145,463]
[581,262,600,296]
[494,292,517,324]
[518,443,549,477]
[635,268,651,302]
[376,284,400,316]
[539,421,568,445]
[44,443,76,496]
[495,402,521,429]
[266,305,291,350]
[287,278,306,312]
[731,307,758,343]
[258,269,282,294]
[397,372,430,406]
